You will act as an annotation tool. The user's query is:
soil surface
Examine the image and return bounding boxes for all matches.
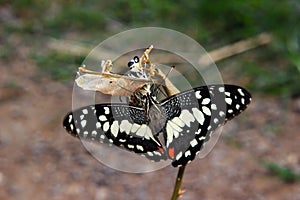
[0,54,300,200]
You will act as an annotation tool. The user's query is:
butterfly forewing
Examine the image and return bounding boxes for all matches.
[63,105,109,143]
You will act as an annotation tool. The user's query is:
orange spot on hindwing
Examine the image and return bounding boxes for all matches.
[157,146,164,154]
[168,147,175,159]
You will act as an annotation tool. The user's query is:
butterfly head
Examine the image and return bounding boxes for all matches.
[127,56,140,72]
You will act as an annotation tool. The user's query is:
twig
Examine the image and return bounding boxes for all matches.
[198,32,272,65]
[154,61,185,200]
[48,33,272,65]
[155,64,185,200]
[171,165,187,200]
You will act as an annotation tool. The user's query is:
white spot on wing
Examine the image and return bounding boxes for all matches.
[99,115,107,121]
[131,123,140,133]
[136,125,157,145]
[176,151,182,160]
[168,121,183,132]
[120,120,132,134]
[104,107,110,114]
[82,109,88,114]
[225,98,232,105]
[195,91,201,99]
[136,145,144,151]
[211,104,217,110]
[202,98,210,105]
[166,121,182,145]
[171,117,185,128]
[214,118,219,123]
[135,125,146,137]
[81,120,87,128]
[179,110,195,127]
[92,130,97,136]
[103,121,110,132]
[185,150,191,157]
[219,111,225,117]
[190,139,198,147]
[68,115,72,123]
[241,98,245,105]
[192,108,205,125]
[218,87,225,92]
[199,136,206,140]
[96,122,101,129]
[173,131,179,138]
[110,121,119,137]
[147,152,154,156]
[238,88,245,96]
[202,106,211,116]
[166,123,174,146]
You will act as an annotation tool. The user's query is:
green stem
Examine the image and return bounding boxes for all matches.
[171,165,186,200]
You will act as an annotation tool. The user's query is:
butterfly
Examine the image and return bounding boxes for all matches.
[63,84,251,167]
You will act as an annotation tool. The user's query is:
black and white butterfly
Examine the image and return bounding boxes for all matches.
[63,84,251,167]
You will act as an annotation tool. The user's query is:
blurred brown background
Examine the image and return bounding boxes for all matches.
[0,1,300,199]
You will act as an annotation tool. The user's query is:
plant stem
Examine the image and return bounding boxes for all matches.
[171,165,186,200]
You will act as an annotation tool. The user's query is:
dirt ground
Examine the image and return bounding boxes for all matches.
[0,51,300,200]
